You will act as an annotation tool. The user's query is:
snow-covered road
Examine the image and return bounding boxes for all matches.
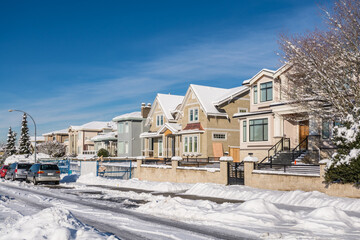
[1,176,360,240]
[0,181,247,240]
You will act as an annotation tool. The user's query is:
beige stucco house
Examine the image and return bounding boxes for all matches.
[140,84,250,161]
[234,65,336,163]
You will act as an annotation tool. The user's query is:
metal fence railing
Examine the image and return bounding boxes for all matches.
[97,160,134,179]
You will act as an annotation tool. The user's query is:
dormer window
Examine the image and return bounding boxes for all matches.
[156,115,164,126]
[260,82,273,102]
[189,108,199,122]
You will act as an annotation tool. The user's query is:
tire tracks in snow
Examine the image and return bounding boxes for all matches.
[0,183,253,240]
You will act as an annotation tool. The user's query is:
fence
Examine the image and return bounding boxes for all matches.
[97,160,134,179]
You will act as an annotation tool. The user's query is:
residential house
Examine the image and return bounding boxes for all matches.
[42,128,69,153]
[112,109,149,157]
[233,65,336,163]
[140,85,250,161]
[92,132,117,156]
[68,121,117,156]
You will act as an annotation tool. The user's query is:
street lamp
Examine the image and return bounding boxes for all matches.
[8,109,37,163]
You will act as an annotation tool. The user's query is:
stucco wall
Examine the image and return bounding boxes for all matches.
[136,160,228,184]
[244,161,360,198]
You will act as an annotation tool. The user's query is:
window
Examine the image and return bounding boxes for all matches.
[253,85,258,104]
[260,82,273,102]
[243,121,247,142]
[148,138,154,151]
[156,115,164,126]
[125,142,129,154]
[212,133,227,140]
[249,118,268,141]
[118,123,124,133]
[238,108,247,113]
[189,108,199,122]
[322,120,330,139]
[118,141,124,154]
[183,135,199,153]
[158,139,163,156]
[125,122,129,133]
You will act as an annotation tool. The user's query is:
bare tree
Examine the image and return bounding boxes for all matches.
[279,0,360,119]
[37,141,66,158]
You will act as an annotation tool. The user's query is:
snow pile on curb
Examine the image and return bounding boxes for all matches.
[0,207,116,240]
[77,173,191,192]
[4,153,50,164]
[138,197,360,239]
[185,183,360,212]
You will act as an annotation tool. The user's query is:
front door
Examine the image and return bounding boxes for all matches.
[299,120,309,146]
[171,137,175,157]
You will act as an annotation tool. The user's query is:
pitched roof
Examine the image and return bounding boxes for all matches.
[157,94,184,121]
[213,85,249,106]
[70,121,117,131]
[91,131,117,141]
[43,128,69,136]
[112,111,143,122]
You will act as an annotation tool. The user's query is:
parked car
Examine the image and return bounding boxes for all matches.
[26,163,61,185]
[0,165,9,178]
[5,162,33,181]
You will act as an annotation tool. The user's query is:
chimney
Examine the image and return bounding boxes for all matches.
[141,103,151,118]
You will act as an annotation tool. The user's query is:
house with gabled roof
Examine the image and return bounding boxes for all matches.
[68,121,117,156]
[233,65,336,164]
[140,93,184,158]
[140,85,250,161]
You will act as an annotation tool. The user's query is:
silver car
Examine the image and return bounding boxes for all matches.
[26,163,61,185]
[5,163,33,181]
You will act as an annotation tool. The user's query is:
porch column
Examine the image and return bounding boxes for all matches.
[273,114,283,138]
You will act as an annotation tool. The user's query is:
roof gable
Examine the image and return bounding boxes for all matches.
[245,69,275,86]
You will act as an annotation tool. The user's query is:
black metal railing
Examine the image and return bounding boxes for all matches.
[228,161,245,185]
[255,162,320,175]
[142,158,171,165]
[292,136,309,162]
[263,137,290,168]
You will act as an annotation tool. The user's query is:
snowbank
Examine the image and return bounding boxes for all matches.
[185,183,360,213]
[4,153,51,164]
[76,173,191,192]
[0,207,116,240]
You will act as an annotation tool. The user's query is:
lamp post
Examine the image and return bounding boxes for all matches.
[8,109,37,163]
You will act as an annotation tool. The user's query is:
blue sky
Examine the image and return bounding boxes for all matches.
[0,0,331,141]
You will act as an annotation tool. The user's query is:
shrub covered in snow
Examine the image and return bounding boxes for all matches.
[324,108,360,186]
[37,141,66,157]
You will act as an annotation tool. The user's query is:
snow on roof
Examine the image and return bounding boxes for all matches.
[213,85,249,106]
[70,121,116,131]
[157,123,182,134]
[91,131,117,141]
[30,136,45,142]
[247,68,275,85]
[43,128,69,136]
[157,94,184,121]
[190,84,232,116]
[112,111,143,122]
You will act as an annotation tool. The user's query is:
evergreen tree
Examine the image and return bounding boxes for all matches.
[5,127,17,156]
[18,113,32,155]
[324,108,360,186]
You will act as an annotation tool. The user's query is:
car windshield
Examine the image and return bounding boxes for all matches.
[40,164,59,171]
[18,164,32,170]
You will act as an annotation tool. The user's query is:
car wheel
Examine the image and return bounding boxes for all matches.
[33,177,38,185]
[54,181,60,185]
[11,175,15,181]
[25,177,30,183]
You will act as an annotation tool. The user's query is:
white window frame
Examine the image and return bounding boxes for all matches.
[189,107,199,123]
[212,132,227,141]
[238,107,248,113]
[182,135,200,154]
[125,141,129,154]
[118,141,124,154]
[156,115,164,127]
[118,122,124,133]
[158,138,163,157]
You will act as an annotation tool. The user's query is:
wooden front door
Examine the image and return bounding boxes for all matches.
[229,147,240,163]
[299,120,309,144]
